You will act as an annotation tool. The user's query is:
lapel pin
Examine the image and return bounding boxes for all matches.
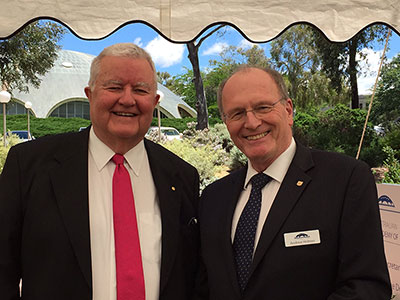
[296,181,303,187]
[171,186,176,191]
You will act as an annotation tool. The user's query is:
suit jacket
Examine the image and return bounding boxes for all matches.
[199,142,391,300]
[0,128,201,300]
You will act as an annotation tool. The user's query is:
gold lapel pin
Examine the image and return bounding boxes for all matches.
[296,181,303,187]
[171,186,176,191]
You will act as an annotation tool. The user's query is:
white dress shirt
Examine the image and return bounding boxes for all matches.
[88,128,161,300]
[231,138,296,250]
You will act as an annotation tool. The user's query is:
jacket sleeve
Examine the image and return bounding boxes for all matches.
[327,161,392,300]
[0,146,23,300]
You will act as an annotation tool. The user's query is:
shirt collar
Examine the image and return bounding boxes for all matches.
[88,127,145,176]
[244,137,296,189]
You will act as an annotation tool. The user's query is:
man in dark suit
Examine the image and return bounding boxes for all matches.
[198,66,391,299]
[0,43,200,300]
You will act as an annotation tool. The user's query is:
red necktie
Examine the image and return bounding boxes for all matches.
[112,154,145,300]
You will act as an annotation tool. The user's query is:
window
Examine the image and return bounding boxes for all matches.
[50,101,90,119]
[6,101,26,115]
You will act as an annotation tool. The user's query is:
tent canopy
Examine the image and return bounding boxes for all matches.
[0,0,399,42]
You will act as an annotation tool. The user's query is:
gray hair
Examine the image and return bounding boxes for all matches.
[217,65,290,118]
[88,43,157,90]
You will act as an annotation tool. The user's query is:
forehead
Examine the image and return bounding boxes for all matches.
[222,69,280,106]
[97,56,155,84]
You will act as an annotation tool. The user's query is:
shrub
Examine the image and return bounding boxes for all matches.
[381,146,400,184]
[381,123,400,160]
[228,146,247,171]
[150,117,223,133]
[294,105,384,167]
[162,139,225,190]
[0,133,24,173]
[293,111,319,147]
[1,115,91,138]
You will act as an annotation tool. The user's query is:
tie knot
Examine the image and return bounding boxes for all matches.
[250,173,271,190]
[112,154,125,165]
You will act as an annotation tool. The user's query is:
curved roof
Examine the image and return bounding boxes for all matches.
[11,49,195,118]
[12,50,93,117]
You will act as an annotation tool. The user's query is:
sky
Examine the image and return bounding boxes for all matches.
[59,22,400,95]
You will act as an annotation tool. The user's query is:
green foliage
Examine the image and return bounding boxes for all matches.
[371,53,400,125]
[381,124,400,160]
[270,24,320,101]
[151,117,196,133]
[161,122,230,189]
[0,115,91,137]
[381,146,400,184]
[163,139,224,190]
[150,117,222,133]
[156,71,174,90]
[312,24,388,108]
[204,44,270,108]
[295,71,351,110]
[207,105,221,120]
[0,20,66,92]
[292,111,319,147]
[167,68,197,109]
[228,146,247,171]
[293,105,384,167]
[0,134,23,173]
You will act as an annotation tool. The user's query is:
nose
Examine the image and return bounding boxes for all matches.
[243,110,262,129]
[118,86,136,106]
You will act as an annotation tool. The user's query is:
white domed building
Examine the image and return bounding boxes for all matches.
[7,49,196,119]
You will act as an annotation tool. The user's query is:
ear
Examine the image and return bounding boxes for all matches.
[285,98,294,127]
[84,87,92,102]
[154,93,160,106]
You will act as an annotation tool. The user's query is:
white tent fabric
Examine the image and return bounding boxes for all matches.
[0,0,399,41]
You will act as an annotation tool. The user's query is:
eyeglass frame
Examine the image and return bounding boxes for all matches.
[222,97,287,122]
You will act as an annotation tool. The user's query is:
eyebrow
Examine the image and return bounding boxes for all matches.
[102,80,123,87]
[134,82,152,89]
[101,80,153,90]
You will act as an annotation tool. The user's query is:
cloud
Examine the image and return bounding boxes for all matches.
[238,39,259,50]
[357,48,384,94]
[202,42,229,56]
[133,37,143,47]
[144,36,185,68]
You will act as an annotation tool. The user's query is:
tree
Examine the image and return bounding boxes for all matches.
[0,21,66,92]
[216,44,270,69]
[166,68,198,109]
[313,24,389,109]
[295,71,350,110]
[269,24,320,102]
[187,24,226,130]
[204,44,270,114]
[371,53,400,125]
[156,71,174,90]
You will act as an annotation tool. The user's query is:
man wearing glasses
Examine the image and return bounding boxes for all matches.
[198,66,391,299]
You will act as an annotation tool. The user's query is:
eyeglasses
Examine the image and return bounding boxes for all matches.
[223,98,286,122]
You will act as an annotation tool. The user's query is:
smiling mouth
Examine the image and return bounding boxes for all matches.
[113,112,137,117]
[246,131,270,140]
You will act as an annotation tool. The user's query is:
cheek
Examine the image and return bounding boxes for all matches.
[226,124,240,140]
[137,97,157,113]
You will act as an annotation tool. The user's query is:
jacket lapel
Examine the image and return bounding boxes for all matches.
[222,167,248,296]
[250,143,314,276]
[144,140,182,293]
[49,130,92,289]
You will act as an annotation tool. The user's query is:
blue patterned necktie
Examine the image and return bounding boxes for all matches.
[233,172,271,292]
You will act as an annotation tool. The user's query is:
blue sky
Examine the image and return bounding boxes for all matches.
[59,22,400,94]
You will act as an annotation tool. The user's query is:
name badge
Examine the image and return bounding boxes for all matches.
[284,229,321,247]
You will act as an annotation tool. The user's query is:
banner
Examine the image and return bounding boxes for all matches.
[378,183,400,297]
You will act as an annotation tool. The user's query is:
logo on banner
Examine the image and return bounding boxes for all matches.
[378,195,395,207]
